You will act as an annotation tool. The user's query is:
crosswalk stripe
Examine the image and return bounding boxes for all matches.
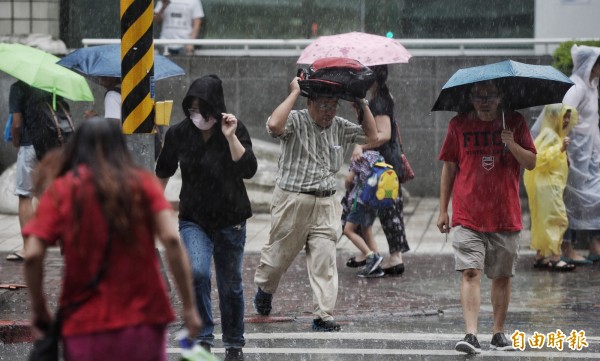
[166,332,599,358]
[171,332,600,342]
[167,347,600,358]
[248,332,600,342]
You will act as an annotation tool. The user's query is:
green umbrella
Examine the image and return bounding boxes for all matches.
[0,43,94,106]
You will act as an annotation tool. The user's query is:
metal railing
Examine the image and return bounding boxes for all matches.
[82,38,598,57]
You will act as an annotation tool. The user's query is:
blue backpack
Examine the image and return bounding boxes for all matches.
[359,161,399,209]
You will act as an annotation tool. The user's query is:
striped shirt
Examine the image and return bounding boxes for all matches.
[268,109,366,192]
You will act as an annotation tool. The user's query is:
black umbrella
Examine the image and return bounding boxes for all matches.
[432,60,574,113]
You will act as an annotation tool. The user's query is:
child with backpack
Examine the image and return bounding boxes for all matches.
[343,150,399,278]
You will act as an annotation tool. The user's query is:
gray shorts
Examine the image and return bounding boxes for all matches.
[452,225,520,279]
[14,145,37,198]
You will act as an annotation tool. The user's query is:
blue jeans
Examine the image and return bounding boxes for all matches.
[179,220,246,348]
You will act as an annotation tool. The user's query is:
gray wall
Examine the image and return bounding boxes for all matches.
[0,55,552,196]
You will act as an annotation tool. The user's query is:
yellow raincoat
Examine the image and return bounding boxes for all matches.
[524,104,578,257]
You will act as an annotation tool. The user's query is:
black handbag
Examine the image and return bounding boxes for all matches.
[28,315,62,361]
[28,219,113,361]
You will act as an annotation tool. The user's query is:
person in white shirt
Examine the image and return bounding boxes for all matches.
[154,0,204,55]
[84,77,121,122]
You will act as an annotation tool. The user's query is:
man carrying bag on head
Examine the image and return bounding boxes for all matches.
[253,61,379,331]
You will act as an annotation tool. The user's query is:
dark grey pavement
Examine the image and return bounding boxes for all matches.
[2,197,600,360]
[2,250,600,360]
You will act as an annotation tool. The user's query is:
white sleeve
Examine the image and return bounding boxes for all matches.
[154,1,163,13]
[104,91,122,120]
[562,84,583,110]
[192,0,204,18]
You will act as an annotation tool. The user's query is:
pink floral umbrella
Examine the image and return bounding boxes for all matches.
[297,32,412,66]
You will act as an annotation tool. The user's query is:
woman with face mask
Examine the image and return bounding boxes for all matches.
[156,75,257,361]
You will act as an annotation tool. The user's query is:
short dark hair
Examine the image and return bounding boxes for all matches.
[470,80,499,95]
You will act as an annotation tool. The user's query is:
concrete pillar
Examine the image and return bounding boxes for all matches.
[125,133,155,171]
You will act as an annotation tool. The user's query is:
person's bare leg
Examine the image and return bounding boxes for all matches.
[344,223,371,256]
[535,250,544,261]
[346,227,368,262]
[362,227,379,254]
[13,196,33,258]
[588,237,600,255]
[491,277,511,335]
[561,241,587,261]
[461,269,481,335]
[549,254,561,263]
[382,250,404,268]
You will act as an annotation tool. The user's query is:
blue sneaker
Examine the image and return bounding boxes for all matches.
[357,253,383,277]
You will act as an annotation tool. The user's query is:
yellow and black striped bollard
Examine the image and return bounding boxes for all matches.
[121,0,156,169]
[121,0,155,134]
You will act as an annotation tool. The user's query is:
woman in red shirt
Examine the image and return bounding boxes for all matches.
[23,117,200,361]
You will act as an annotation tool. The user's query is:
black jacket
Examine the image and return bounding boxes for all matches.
[156,76,257,230]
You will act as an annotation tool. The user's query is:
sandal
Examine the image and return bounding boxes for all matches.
[533,258,549,268]
[587,253,600,263]
[548,259,576,272]
[560,256,593,265]
[5,252,25,262]
[346,256,366,268]
[0,283,27,290]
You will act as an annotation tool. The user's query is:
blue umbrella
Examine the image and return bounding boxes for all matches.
[431,60,574,112]
[57,45,185,81]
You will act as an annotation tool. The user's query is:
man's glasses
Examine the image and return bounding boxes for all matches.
[472,94,499,103]
[315,102,339,111]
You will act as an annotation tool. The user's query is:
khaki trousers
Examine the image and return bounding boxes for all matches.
[254,187,341,321]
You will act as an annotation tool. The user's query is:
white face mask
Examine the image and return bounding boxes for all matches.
[191,113,217,130]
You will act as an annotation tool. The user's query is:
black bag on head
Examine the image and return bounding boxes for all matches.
[30,100,75,160]
[298,57,376,101]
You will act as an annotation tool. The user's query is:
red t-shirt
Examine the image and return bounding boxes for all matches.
[22,166,175,337]
[438,111,536,232]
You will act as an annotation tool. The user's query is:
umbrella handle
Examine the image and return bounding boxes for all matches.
[502,111,508,154]
[52,88,56,110]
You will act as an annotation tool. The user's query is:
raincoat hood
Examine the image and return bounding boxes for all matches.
[540,103,578,139]
[571,44,600,88]
[182,75,227,119]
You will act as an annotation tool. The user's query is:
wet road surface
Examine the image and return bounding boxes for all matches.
[2,251,599,360]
